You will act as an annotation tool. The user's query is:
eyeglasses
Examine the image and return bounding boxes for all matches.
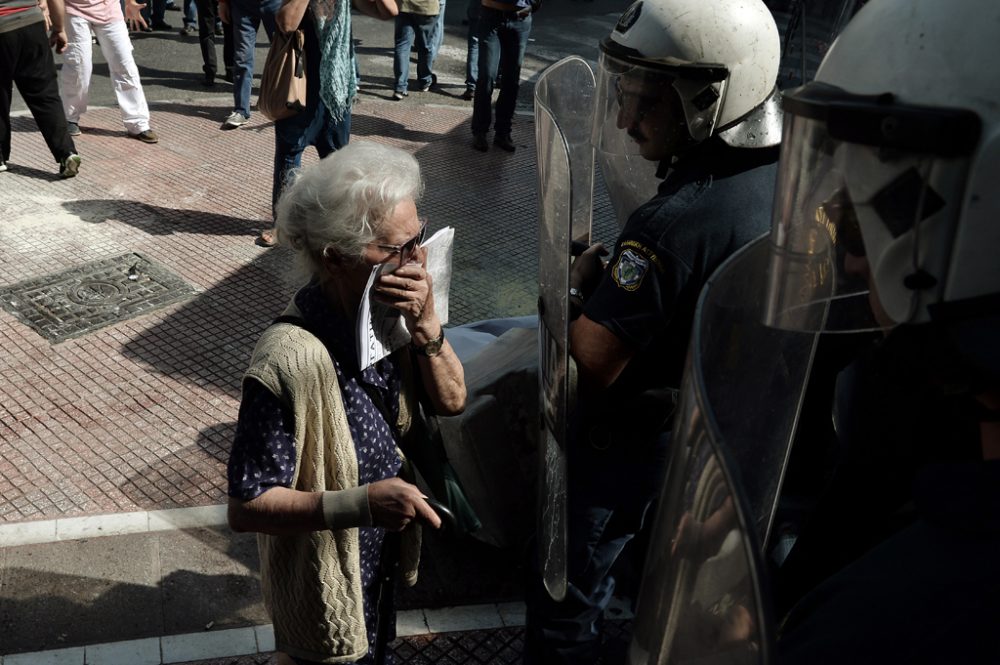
[373,221,427,266]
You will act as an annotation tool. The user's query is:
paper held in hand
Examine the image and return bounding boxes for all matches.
[356,226,455,369]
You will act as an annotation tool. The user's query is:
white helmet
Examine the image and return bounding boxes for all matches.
[593,0,782,228]
[766,0,1000,335]
[601,0,782,144]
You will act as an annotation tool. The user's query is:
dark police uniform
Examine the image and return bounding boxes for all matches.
[525,137,780,664]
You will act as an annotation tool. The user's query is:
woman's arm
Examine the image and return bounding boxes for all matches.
[352,0,397,19]
[229,478,441,534]
[275,0,310,32]
[375,246,467,415]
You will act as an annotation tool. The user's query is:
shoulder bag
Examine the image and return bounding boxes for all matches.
[259,29,307,121]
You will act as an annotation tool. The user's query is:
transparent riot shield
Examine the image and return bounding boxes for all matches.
[629,237,821,664]
[534,55,596,602]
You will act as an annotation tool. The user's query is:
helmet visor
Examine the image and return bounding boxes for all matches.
[593,51,729,227]
[764,88,977,333]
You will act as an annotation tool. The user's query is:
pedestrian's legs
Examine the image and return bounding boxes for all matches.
[222,11,235,77]
[0,49,11,162]
[414,14,437,88]
[429,0,445,71]
[2,22,76,163]
[60,15,95,125]
[392,15,415,94]
[194,0,218,76]
[464,0,479,92]
[152,0,167,25]
[493,13,530,136]
[272,16,328,214]
[315,103,350,160]
[524,432,670,665]
[183,0,197,28]
[230,0,261,118]
[470,8,500,135]
[94,20,152,134]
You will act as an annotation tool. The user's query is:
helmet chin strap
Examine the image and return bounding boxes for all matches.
[717,87,783,149]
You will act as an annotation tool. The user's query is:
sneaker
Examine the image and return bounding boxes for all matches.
[461,87,474,101]
[391,90,407,101]
[222,111,249,129]
[67,121,81,136]
[215,23,224,36]
[130,129,159,144]
[417,73,437,92]
[472,133,489,152]
[0,160,7,172]
[59,153,81,178]
[179,24,195,36]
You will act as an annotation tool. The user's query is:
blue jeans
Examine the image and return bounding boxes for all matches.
[429,0,445,67]
[470,6,530,136]
[272,18,351,212]
[524,431,671,665]
[464,0,479,89]
[183,0,197,27]
[231,0,280,118]
[392,13,437,93]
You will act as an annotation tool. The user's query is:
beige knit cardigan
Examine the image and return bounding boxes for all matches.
[244,305,422,663]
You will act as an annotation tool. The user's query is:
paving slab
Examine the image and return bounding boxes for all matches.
[158,527,266,634]
[0,533,162,654]
[1,96,617,530]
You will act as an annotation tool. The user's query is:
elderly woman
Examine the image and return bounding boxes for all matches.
[227,141,465,665]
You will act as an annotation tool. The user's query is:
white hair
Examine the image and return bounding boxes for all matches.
[274,141,424,282]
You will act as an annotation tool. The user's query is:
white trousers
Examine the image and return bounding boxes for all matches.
[61,15,151,134]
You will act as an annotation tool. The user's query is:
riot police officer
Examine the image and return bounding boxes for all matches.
[626,0,1000,662]
[525,1,784,662]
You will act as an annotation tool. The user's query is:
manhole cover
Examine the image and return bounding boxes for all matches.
[0,252,198,342]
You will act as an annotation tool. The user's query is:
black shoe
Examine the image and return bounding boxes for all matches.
[223,68,234,83]
[215,23,224,35]
[494,133,516,153]
[151,20,172,30]
[461,88,474,101]
[472,133,489,152]
[202,71,215,87]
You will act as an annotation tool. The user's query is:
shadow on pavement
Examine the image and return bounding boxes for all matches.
[62,199,265,238]
[0,557,263,654]
[119,256,296,399]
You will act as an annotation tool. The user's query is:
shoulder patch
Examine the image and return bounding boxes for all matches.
[611,248,649,291]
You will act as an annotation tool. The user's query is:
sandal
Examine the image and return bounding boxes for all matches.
[256,228,277,247]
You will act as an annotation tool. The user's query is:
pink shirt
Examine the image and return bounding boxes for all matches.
[65,0,124,25]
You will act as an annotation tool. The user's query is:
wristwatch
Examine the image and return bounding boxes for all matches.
[412,329,445,357]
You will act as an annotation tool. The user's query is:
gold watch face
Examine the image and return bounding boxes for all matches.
[422,337,444,356]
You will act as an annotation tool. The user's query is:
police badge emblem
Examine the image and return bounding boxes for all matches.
[612,248,649,291]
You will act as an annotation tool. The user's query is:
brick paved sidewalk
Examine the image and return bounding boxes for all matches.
[0,96,618,525]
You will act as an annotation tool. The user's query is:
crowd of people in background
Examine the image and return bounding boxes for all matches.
[2,0,538,242]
